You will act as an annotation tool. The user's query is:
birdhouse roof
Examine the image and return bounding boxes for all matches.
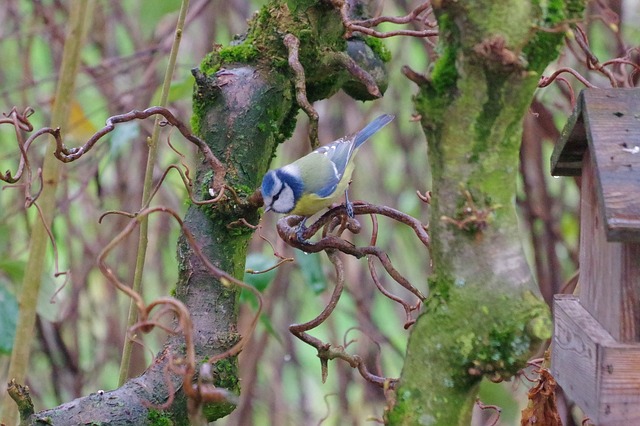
[550,88,640,242]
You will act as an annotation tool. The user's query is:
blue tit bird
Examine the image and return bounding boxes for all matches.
[261,114,394,221]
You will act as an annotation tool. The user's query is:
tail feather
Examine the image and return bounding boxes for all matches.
[353,114,395,148]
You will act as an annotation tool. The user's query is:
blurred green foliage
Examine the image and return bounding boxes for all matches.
[0,283,19,354]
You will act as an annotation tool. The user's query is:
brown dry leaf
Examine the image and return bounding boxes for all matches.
[521,369,562,426]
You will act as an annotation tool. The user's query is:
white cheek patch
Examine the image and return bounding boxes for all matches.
[272,184,295,213]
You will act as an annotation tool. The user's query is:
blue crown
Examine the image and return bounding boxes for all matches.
[261,170,278,195]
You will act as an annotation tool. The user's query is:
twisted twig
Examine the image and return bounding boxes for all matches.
[279,201,429,387]
[289,250,399,389]
[97,206,263,409]
[283,33,320,149]
[334,0,438,39]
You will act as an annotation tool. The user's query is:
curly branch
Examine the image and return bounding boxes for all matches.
[1,106,228,202]
[475,399,502,426]
[367,213,420,328]
[283,33,320,149]
[334,0,438,39]
[279,208,427,301]
[285,202,429,248]
[573,25,618,87]
[54,107,227,193]
[278,201,429,387]
[538,67,597,90]
[289,250,399,389]
[0,107,50,186]
[97,206,263,414]
[324,51,381,98]
[541,22,640,91]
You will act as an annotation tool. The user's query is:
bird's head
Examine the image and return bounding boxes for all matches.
[261,168,303,214]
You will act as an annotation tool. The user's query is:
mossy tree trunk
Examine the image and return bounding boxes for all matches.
[20,0,388,424]
[387,1,585,424]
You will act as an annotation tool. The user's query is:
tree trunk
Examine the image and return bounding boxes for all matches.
[388,1,585,424]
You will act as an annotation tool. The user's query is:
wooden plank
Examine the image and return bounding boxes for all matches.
[551,295,613,417]
[579,151,640,342]
[599,346,640,424]
[552,296,640,425]
[550,88,640,240]
[581,89,640,241]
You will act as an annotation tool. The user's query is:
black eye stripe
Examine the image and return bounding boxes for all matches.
[272,183,288,201]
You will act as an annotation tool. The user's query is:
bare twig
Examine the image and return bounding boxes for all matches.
[289,250,399,389]
[0,106,228,199]
[97,206,263,408]
[324,51,381,98]
[351,2,431,28]
[334,0,438,39]
[278,203,428,301]
[416,190,431,204]
[317,393,338,426]
[53,107,226,193]
[475,399,502,426]
[538,67,597,90]
[0,107,35,184]
[367,213,420,328]
[279,201,429,387]
[573,25,617,86]
[539,22,640,91]
[282,202,429,249]
[283,33,319,149]
[245,257,294,275]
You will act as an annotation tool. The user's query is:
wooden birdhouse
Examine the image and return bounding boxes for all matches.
[550,88,640,425]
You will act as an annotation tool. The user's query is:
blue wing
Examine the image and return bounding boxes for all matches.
[313,114,395,180]
[296,114,394,198]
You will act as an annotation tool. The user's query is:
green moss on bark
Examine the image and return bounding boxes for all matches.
[363,36,391,63]
[390,282,550,425]
[523,0,587,72]
[198,0,389,109]
[147,409,173,426]
[430,12,459,98]
[390,1,585,424]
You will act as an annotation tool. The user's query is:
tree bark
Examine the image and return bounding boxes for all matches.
[388,1,585,424]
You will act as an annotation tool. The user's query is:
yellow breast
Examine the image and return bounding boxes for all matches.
[289,162,355,217]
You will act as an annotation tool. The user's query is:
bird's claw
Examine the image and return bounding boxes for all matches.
[344,190,354,219]
[346,201,354,219]
[295,222,308,242]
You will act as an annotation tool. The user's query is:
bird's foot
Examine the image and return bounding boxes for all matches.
[295,220,308,242]
[345,200,354,219]
[344,190,354,219]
